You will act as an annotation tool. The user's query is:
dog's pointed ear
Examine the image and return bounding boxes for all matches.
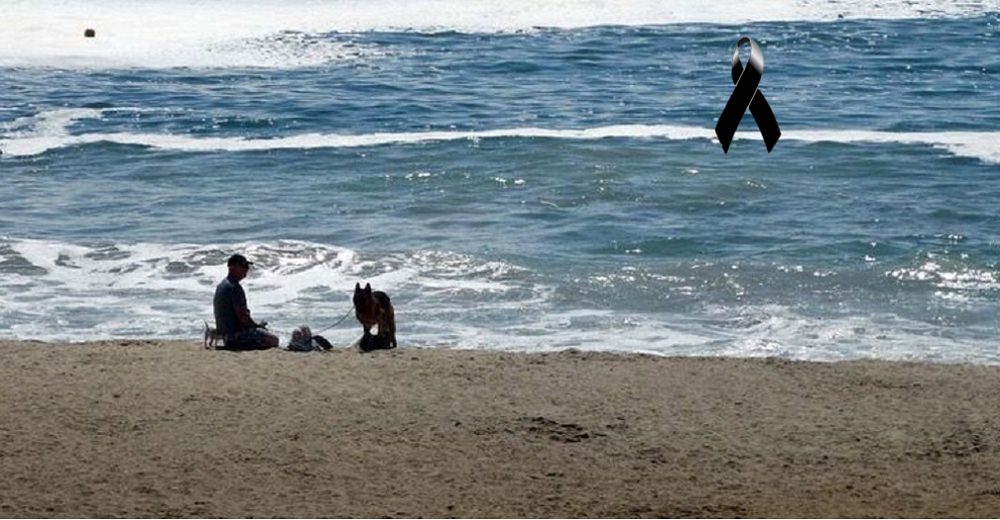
[355,282,361,291]
[365,283,371,293]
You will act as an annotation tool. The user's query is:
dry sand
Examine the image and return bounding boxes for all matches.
[1,340,999,518]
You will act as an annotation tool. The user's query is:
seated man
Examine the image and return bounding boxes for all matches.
[213,254,279,350]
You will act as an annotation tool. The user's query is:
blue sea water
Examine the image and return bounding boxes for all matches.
[2,3,999,362]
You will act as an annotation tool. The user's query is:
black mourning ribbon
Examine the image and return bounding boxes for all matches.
[715,36,781,153]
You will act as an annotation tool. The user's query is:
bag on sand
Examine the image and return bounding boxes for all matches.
[287,325,332,352]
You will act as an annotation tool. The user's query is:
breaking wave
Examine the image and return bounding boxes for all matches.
[2,0,997,68]
[2,108,998,164]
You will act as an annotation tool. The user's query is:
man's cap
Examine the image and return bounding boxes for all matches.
[227,254,253,268]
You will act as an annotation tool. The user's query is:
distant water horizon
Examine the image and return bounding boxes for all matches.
[2,1,999,363]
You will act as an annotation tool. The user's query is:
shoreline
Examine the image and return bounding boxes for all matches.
[8,337,998,368]
[2,340,999,517]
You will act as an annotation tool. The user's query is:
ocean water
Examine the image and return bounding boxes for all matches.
[2,0,999,363]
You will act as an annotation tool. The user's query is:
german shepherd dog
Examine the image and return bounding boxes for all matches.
[353,282,397,351]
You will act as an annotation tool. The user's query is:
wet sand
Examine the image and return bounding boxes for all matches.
[1,340,999,518]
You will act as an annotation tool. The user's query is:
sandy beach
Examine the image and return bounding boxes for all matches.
[1,340,999,518]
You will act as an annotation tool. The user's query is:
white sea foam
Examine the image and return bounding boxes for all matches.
[2,0,997,68]
[2,107,999,164]
[704,304,994,364]
[0,237,551,345]
[786,129,1000,165]
[2,236,998,363]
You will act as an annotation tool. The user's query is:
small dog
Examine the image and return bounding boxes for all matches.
[203,320,223,349]
[353,282,397,351]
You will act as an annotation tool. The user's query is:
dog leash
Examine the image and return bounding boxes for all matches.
[203,304,355,347]
[311,304,355,335]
